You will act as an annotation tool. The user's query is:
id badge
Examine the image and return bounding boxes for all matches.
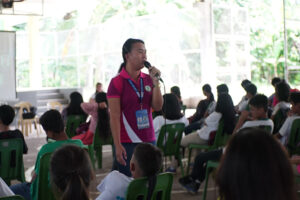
[136,109,150,130]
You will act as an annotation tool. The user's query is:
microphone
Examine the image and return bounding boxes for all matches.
[144,61,164,82]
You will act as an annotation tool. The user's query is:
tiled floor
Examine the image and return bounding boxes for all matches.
[20,127,218,200]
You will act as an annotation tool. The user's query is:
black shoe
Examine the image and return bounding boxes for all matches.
[179,177,200,194]
[179,175,193,185]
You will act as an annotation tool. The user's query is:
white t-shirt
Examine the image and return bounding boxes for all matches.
[197,111,222,140]
[0,178,14,197]
[279,115,300,145]
[240,119,274,133]
[237,96,248,112]
[272,102,290,116]
[206,101,216,115]
[153,115,189,140]
[96,170,133,200]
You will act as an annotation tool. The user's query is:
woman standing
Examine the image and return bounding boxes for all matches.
[107,38,163,176]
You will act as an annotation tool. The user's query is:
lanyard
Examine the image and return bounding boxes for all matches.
[128,78,144,108]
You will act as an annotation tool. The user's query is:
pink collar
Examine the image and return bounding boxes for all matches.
[120,67,147,82]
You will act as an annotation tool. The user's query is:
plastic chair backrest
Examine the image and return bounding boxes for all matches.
[93,126,113,149]
[0,139,25,185]
[65,115,87,138]
[47,102,63,112]
[15,102,32,120]
[211,119,228,148]
[273,108,290,134]
[287,118,300,155]
[37,152,56,200]
[0,195,25,200]
[156,123,185,156]
[126,173,173,200]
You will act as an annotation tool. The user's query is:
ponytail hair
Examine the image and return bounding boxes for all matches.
[133,143,162,200]
[118,38,145,73]
[95,92,111,139]
[50,145,94,200]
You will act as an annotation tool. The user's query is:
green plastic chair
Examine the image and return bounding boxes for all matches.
[65,115,87,138]
[202,161,219,200]
[37,152,56,200]
[272,108,290,134]
[287,118,300,156]
[125,173,173,200]
[0,138,25,185]
[0,195,25,200]
[157,123,185,177]
[186,119,229,175]
[88,126,113,169]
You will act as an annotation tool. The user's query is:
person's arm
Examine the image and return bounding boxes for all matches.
[148,66,163,111]
[81,102,96,115]
[232,110,249,134]
[108,98,127,166]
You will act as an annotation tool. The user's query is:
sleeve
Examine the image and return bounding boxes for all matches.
[0,178,15,197]
[279,117,291,137]
[81,103,97,115]
[107,77,122,99]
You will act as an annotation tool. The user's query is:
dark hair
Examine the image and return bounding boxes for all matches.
[241,79,251,89]
[50,145,93,200]
[249,94,268,112]
[133,143,162,200]
[215,93,236,134]
[162,93,183,120]
[217,84,229,95]
[271,77,281,86]
[118,38,145,73]
[0,105,15,126]
[202,84,214,102]
[39,109,64,134]
[290,92,300,104]
[66,92,86,117]
[95,92,111,139]
[275,81,290,102]
[245,83,257,96]
[217,128,297,200]
[170,86,181,100]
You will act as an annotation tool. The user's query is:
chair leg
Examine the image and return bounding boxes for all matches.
[178,154,185,177]
[95,146,103,169]
[88,145,95,169]
[202,164,211,200]
[186,148,192,175]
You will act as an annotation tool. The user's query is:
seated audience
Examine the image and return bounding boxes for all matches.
[181,93,235,147]
[268,77,281,107]
[238,94,274,133]
[275,92,300,145]
[50,144,94,200]
[96,143,162,200]
[170,86,183,106]
[153,93,188,140]
[235,79,252,112]
[185,84,215,134]
[0,104,28,154]
[10,109,84,200]
[232,83,257,133]
[90,82,103,103]
[217,128,297,200]
[61,91,87,124]
[271,80,290,120]
[73,92,111,145]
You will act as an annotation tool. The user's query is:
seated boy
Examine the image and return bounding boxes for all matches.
[238,94,274,133]
[275,92,300,145]
[96,143,162,200]
[0,105,28,154]
[10,109,84,200]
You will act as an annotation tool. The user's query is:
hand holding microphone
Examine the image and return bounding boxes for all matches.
[144,61,164,83]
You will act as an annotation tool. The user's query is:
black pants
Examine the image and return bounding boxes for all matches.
[190,149,223,182]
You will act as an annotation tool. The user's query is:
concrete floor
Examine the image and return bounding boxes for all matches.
[20,128,219,200]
